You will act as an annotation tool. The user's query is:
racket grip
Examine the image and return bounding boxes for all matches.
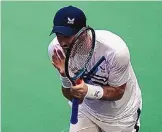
[70,98,79,124]
[70,79,82,124]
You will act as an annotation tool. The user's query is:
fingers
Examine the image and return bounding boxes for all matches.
[57,49,65,60]
[70,88,84,94]
[52,49,59,61]
[51,61,58,68]
[73,94,82,99]
[70,81,87,99]
[71,80,84,90]
[72,92,84,99]
[71,86,83,91]
[52,49,65,66]
[53,49,65,60]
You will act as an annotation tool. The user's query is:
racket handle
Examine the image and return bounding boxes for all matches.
[70,79,82,124]
[70,98,79,124]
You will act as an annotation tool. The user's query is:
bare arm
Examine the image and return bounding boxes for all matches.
[101,83,126,101]
[61,87,73,101]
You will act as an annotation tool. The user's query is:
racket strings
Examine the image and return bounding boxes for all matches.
[68,30,94,77]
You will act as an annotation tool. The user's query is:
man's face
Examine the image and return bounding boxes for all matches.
[56,33,75,54]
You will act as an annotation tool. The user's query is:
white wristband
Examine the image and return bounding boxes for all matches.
[60,75,72,88]
[85,84,103,99]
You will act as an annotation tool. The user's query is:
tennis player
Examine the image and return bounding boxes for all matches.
[48,6,142,132]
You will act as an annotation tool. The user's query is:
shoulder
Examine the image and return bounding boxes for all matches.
[94,30,130,64]
[113,47,130,66]
[48,37,60,51]
[95,30,127,51]
[95,30,123,42]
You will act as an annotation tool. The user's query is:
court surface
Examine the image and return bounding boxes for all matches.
[2,1,162,132]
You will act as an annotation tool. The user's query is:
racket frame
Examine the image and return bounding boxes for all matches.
[64,26,96,124]
[65,26,96,84]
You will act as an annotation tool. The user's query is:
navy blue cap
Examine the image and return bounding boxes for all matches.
[50,6,86,36]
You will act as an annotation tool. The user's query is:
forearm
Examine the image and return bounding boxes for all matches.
[101,85,125,101]
[86,83,126,101]
[61,87,73,101]
[60,74,125,102]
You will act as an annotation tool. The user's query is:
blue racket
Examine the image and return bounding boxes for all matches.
[65,27,106,124]
[65,26,95,124]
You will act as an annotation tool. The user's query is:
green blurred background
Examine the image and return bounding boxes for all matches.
[1,1,162,132]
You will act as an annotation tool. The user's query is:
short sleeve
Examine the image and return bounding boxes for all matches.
[108,48,130,87]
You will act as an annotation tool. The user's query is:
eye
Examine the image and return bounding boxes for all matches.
[56,33,62,37]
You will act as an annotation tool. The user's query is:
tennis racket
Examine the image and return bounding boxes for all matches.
[84,56,106,83]
[65,26,95,124]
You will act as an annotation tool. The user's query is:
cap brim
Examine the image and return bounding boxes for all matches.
[50,26,79,36]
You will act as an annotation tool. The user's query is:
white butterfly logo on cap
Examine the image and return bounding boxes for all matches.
[67,17,75,24]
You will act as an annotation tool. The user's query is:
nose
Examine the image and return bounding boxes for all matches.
[56,34,74,48]
[57,38,70,48]
[60,42,69,49]
[57,36,67,46]
[60,41,67,47]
